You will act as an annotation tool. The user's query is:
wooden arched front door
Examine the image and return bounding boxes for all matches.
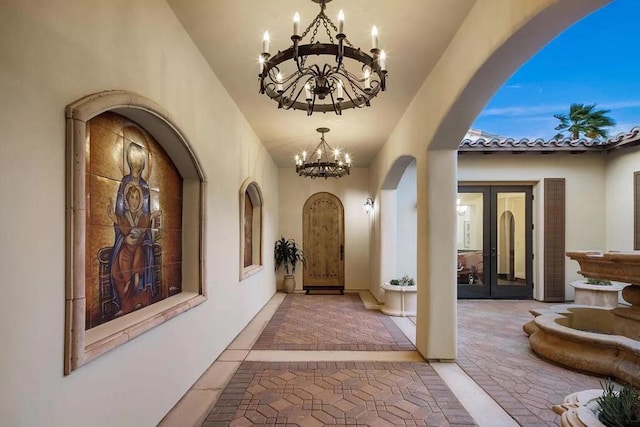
[303,192,345,293]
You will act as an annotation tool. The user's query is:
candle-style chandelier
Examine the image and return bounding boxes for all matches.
[295,128,351,178]
[259,0,387,116]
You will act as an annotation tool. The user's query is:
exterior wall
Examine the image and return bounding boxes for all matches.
[278,168,370,291]
[458,153,607,301]
[0,1,278,426]
[605,147,640,251]
[604,146,640,303]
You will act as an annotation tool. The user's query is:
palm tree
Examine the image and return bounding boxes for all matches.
[553,103,616,140]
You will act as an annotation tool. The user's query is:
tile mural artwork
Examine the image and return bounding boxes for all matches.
[85,112,183,330]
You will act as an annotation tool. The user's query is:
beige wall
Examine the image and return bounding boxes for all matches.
[458,153,607,301]
[0,1,278,425]
[278,168,371,291]
[605,147,640,251]
[395,161,418,281]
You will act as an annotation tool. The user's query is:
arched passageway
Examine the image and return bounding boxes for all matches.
[370,0,609,360]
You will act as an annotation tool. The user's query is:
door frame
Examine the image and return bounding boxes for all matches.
[458,185,533,299]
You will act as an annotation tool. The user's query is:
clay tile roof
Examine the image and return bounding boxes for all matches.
[459,126,640,153]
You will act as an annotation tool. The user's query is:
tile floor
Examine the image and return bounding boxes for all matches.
[161,293,610,427]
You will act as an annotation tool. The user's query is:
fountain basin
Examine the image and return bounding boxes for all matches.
[524,304,640,388]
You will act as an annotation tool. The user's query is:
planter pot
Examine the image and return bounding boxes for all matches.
[283,275,296,294]
[570,280,624,308]
[380,282,417,317]
[552,389,606,427]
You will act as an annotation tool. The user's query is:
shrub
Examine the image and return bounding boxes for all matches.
[389,275,415,286]
[597,380,640,427]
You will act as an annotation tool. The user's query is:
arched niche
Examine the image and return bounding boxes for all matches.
[64,90,206,374]
[377,155,417,300]
[239,178,264,279]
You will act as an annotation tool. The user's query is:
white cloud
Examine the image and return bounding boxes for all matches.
[479,100,640,119]
[479,104,566,118]
[600,100,640,110]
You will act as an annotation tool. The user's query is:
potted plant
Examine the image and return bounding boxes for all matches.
[274,237,305,293]
[381,275,417,317]
[553,380,640,427]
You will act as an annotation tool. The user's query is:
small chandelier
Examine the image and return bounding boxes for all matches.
[259,0,387,116]
[295,128,351,179]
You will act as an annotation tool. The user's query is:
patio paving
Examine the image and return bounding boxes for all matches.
[253,294,414,351]
[204,361,475,426]
[455,300,605,426]
[184,294,614,426]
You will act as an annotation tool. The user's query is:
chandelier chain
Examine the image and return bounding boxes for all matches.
[300,14,319,40]
[321,18,335,44]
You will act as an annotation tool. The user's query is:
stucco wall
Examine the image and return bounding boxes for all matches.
[0,1,278,425]
[458,153,607,301]
[278,168,371,291]
[395,161,418,280]
[605,147,640,251]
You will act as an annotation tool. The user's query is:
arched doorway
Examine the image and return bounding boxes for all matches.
[302,192,345,293]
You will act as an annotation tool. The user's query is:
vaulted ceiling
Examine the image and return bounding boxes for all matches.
[167,0,477,167]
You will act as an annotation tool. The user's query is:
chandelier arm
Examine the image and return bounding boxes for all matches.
[330,70,382,100]
[328,89,341,115]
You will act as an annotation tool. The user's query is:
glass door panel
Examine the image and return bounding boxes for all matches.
[457,188,490,298]
[496,192,526,287]
[490,187,532,298]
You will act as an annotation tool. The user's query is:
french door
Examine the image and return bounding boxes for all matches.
[457,185,533,299]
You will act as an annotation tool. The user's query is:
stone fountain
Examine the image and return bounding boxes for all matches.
[524,251,640,388]
[566,251,640,340]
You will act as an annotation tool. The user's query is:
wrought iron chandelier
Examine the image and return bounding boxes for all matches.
[259,0,387,115]
[295,128,351,178]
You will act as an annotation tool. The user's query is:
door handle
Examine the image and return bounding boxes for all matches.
[340,244,344,261]
[491,247,497,257]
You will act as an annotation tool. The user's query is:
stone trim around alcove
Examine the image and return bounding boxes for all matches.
[64,90,207,375]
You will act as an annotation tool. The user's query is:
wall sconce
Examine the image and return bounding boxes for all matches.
[364,197,374,214]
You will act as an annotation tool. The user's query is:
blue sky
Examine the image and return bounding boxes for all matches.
[472,0,640,140]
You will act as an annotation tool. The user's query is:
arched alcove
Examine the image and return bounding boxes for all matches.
[239,178,264,279]
[64,90,206,374]
[376,155,417,302]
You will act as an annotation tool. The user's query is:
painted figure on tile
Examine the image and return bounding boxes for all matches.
[107,133,161,316]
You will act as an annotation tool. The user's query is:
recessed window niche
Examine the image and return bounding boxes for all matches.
[65,91,206,374]
[239,179,263,279]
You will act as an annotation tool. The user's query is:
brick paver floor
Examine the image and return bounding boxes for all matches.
[204,361,475,426]
[455,300,606,426]
[253,294,414,351]
[205,295,613,426]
